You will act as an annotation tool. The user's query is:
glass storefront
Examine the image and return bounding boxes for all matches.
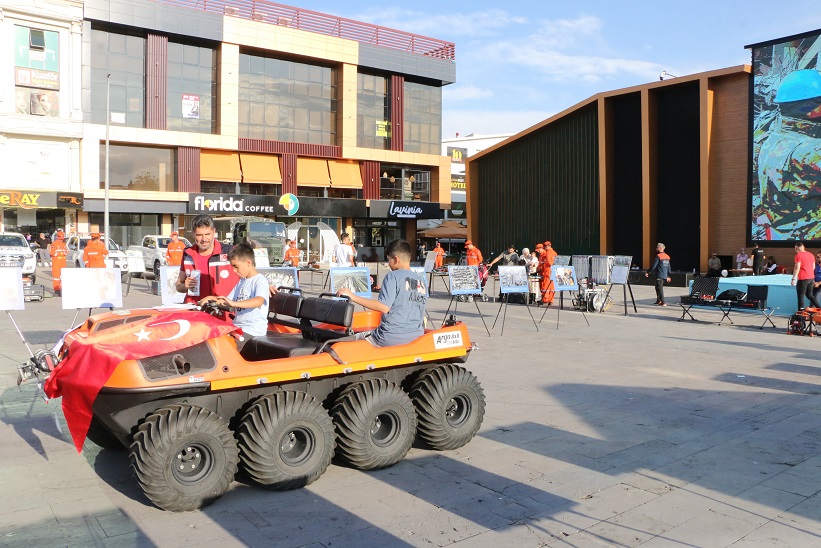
[88,212,160,247]
[238,53,336,144]
[99,144,177,191]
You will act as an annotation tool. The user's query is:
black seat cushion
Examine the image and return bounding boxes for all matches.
[240,335,320,361]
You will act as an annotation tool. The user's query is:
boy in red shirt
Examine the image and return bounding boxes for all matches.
[792,241,820,310]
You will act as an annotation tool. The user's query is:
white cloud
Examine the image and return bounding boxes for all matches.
[443,86,494,101]
[443,109,554,139]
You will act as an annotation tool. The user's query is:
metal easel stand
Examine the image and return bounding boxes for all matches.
[492,293,538,335]
[540,290,589,329]
[604,281,637,316]
[442,293,491,337]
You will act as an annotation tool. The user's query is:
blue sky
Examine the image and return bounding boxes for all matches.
[289,1,821,138]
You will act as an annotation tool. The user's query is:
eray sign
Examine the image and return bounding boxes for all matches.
[369,200,440,220]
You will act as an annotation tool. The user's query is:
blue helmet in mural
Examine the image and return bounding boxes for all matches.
[774,69,821,103]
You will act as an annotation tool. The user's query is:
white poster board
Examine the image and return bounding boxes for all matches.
[610,265,630,285]
[254,248,270,268]
[448,265,481,295]
[126,250,144,274]
[423,251,437,273]
[61,268,123,309]
[329,267,372,297]
[258,267,299,291]
[0,268,25,310]
[159,266,185,305]
[498,265,529,294]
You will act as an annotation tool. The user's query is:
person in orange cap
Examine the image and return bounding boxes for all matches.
[83,232,109,268]
[464,240,483,266]
[433,241,446,269]
[538,240,557,306]
[165,230,185,267]
[50,230,68,295]
[284,239,301,267]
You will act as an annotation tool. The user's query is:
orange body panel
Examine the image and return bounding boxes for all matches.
[69,308,472,391]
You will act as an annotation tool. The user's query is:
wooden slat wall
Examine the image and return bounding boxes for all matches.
[362,160,380,199]
[146,34,167,130]
[281,153,297,195]
[390,75,404,152]
[239,138,340,158]
[177,147,200,193]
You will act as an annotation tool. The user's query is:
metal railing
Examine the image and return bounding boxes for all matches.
[154,0,456,60]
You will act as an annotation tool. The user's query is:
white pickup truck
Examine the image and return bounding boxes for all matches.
[127,235,191,277]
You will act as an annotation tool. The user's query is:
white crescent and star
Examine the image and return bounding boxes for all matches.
[133,319,192,341]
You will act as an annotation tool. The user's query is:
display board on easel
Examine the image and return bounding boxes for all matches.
[442,265,490,336]
[541,265,589,329]
[259,267,300,291]
[605,255,637,315]
[159,266,186,305]
[0,268,25,311]
[61,269,123,309]
[329,267,372,297]
[492,265,538,335]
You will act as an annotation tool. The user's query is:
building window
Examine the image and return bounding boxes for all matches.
[403,81,442,154]
[238,53,336,144]
[380,169,431,201]
[90,27,145,127]
[99,144,176,191]
[357,72,390,149]
[14,25,60,117]
[167,42,217,134]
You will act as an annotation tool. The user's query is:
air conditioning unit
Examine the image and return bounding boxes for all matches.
[277,16,292,26]
[224,6,238,16]
[251,12,265,21]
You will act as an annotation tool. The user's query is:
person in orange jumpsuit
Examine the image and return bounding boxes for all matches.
[538,240,558,306]
[284,239,301,267]
[83,232,109,268]
[165,230,186,267]
[50,230,68,296]
[465,240,483,266]
[433,241,446,269]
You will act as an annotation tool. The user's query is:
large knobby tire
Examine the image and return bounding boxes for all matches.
[129,404,239,512]
[410,364,485,450]
[331,379,417,470]
[236,391,335,490]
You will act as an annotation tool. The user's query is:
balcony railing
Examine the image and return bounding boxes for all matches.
[154,0,456,60]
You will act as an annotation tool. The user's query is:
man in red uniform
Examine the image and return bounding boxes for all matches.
[465,240,483,266]
[165,230,185,267]
[50,230,68,296]
[284,239,301,267]
[176,215,239,305]
[433,241,446,269]
[792,241,821,310]
[539,241,558,306]
[83,232,108,268]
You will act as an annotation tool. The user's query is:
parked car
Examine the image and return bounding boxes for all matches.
[127,235,191,277]
[0,232,37,284]
[66,234,128,278]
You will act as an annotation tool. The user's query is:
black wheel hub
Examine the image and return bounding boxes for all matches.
[172,444,213,484]
[445,395,471,428]
[370,411,400,447]
[279,428,314,466]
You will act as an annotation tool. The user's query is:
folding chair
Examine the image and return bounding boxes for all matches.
[678,277,720,322]
[743,285,777,329]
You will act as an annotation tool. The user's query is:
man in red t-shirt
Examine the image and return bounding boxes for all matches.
[176,215,239,304]
[792,241,820,310]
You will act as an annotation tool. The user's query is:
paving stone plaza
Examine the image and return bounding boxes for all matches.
[1,268,820,546]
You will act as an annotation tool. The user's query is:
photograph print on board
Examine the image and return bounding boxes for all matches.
[448,265,481,295]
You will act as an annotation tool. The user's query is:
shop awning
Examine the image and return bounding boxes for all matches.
[200,150,241,182]
[240,153,282,183]
[296,158,330,187]
[328,160,362,189]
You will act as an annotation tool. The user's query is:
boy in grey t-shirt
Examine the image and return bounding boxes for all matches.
[336,239,427,346]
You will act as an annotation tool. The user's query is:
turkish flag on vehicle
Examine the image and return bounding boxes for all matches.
[44,311,238,452]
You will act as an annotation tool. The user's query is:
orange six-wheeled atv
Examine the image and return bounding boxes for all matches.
[19,290,484,512]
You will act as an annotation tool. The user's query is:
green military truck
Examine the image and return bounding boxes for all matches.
[213,217,287,265]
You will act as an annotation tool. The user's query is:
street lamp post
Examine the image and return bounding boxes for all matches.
[104,74,110,255]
